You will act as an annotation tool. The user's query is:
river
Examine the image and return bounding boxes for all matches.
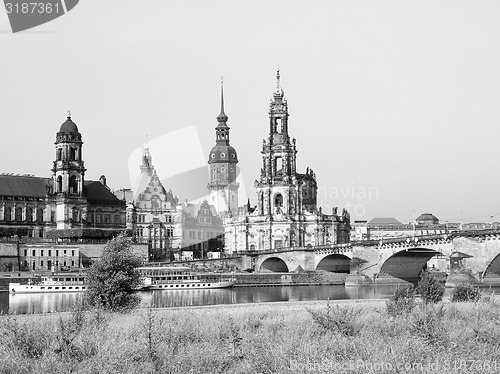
[2,285,499,314]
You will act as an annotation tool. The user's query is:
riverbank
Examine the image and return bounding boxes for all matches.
[1,297,499,373]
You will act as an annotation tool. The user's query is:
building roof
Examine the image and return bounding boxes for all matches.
[84,181,125,206]
[0,174,50,198]
[59,116,79,134]
[416,213,439,223]
[368,217,402,226]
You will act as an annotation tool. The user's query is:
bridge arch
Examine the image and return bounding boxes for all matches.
[316,254,351,273]
[379,247,440,284]
[485,253,500,276]
[260,257,289,272]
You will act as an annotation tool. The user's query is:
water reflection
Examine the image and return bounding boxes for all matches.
[2,285,498,314]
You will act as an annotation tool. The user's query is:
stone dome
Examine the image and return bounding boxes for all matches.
[208,145,238,163]
[59,116,79,134]
[416,213,439,225]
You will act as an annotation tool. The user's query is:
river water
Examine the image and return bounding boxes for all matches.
[2,285,499,314]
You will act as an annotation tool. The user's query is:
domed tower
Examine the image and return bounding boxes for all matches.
[207,80,239,214]
[51,112,87,229]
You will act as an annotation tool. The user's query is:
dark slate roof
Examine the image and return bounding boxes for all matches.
[0,174,50,198]
[368,217,402,226]
[84,181,125,206]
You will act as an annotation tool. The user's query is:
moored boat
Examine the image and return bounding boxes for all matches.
[9,274,87,294]
[136,266,235,290]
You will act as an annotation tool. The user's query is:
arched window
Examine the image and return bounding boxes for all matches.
[276,157,283,176]
[37,208,44,223]
[15,207,23,221]
[274,194,283,207]
[57,176,63,193]
[276,118,282,133]
[4,207,11,222]
[72,207,79,222]
[69,148,76,161]
[26,207,33,222]
[57,148,62,161]
[69,175,77,193]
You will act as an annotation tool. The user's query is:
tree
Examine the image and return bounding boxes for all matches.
[416,269,445,304]
[85,234,143,311]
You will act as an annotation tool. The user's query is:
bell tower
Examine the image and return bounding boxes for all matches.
[52,112,87,229]
[207,80,239,214]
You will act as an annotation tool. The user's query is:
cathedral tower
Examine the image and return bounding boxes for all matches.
[256,70,318,218]
[51,112,87,229]
[207,80,239,214]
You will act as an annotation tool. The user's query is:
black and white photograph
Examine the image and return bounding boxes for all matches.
[1,1,500,373]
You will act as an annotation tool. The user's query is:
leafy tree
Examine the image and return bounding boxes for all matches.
[85,235,143,311]
[416,269,445,304]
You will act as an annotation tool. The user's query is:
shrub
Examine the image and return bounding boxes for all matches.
[386,285,416,317]
[306,299,362,336]
[416,270,445,304]
[451,283,481,302]
[85,234,143,311]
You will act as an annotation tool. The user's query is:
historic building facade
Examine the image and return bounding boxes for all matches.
[125,146,224,261]
[0,113,127,271]
[222,72,351,254]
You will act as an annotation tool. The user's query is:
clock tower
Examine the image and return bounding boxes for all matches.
[207,80,239,214]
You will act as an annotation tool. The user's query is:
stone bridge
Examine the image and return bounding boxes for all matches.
[239,230,500,284]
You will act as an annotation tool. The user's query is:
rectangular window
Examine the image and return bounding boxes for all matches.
[32,250,36,257]
[71,250,75,257]
[97,214,102,224]
[48,250,51,257]
[24,250,27,257]
[41,250,44,257]
[56,250,59,257]
[105,214,110,224]
[114,214,120,224]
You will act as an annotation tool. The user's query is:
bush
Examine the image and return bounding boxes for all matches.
[451,283,481,302]
[416,270,445,304]
[307,299,362,336]
[386,285,416,317]
[85,234,143,311]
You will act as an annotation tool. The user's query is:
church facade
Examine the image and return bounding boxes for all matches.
[220,72,351,254]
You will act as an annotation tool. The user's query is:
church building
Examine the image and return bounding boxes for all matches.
[221,72,351,254]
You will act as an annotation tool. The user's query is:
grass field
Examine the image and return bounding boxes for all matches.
[1,297,500,373]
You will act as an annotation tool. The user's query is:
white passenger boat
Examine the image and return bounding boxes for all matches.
[9,274,87,294]
[136,266,235,290]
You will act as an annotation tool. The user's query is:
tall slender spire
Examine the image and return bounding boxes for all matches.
[217,77,228,124]
[276,69,280,89]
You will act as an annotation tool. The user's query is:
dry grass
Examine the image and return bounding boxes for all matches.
[0,298,499,373]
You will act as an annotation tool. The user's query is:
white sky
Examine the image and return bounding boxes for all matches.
[1,0,500,224]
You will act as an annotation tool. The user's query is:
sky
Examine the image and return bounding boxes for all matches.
[1,0,500,224]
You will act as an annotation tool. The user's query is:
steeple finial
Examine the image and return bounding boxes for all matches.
[220,77,225,115]
[217,77,228,123]
[67,110,71,119]
[276,69,280,88]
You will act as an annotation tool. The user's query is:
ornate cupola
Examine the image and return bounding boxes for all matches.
[52,111,87,229]
[52,111,86,196]
[207,79,239,214]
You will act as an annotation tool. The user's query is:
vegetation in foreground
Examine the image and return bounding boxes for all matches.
[85,234,143,312]
[1,293,499,374]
